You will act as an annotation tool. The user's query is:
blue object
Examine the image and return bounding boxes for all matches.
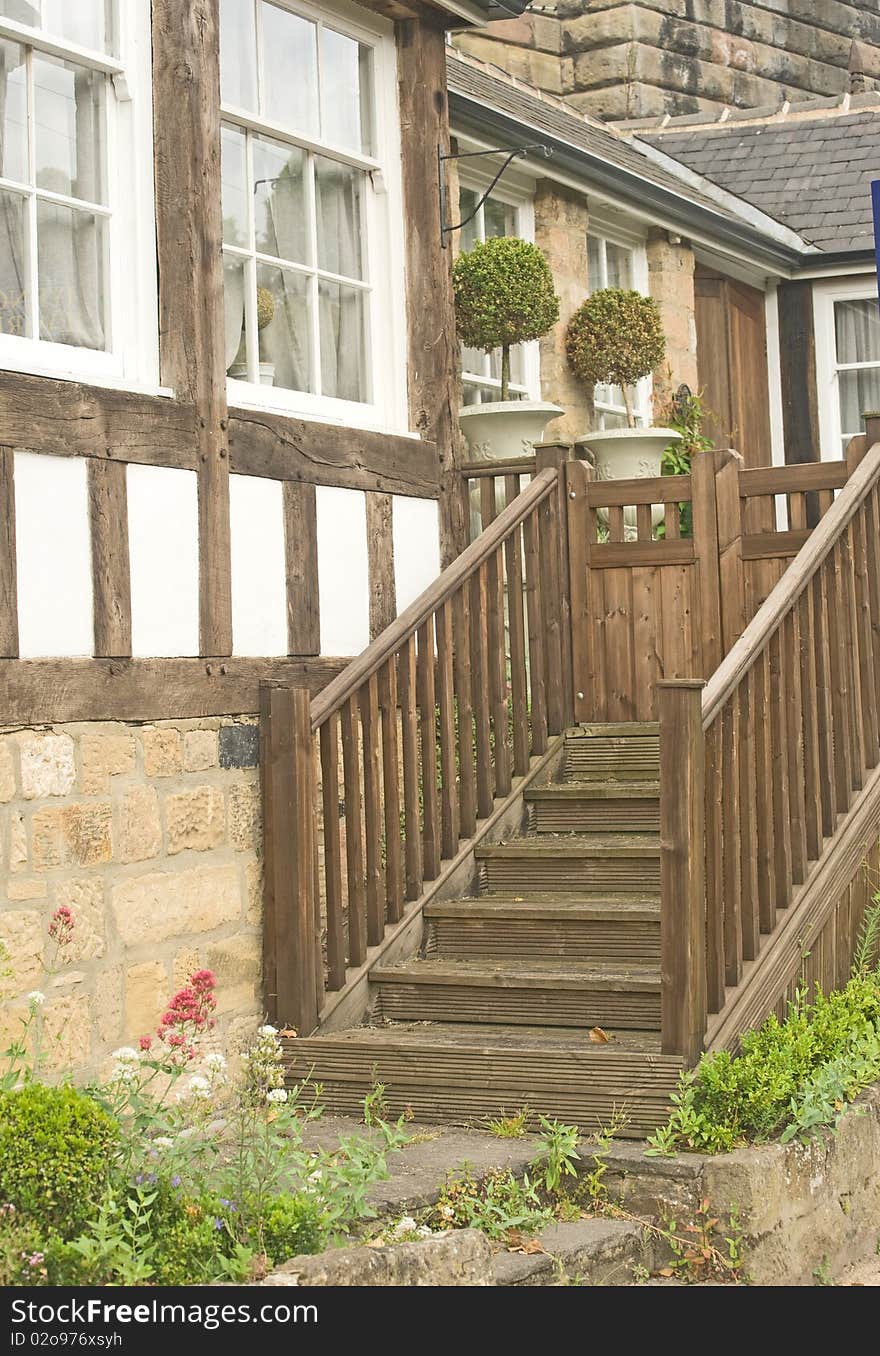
[874,180,880,311]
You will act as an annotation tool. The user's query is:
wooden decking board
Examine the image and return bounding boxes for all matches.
[373,958,660,988]
[526,783,660,800]
[424,896,660,920]
[476,835,661,859]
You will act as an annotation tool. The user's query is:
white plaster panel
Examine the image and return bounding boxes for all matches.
[315,485,369,656]
[127,464,199,657]
[15,452,93,657]
[230,474,287,656]
[393,496,441,614]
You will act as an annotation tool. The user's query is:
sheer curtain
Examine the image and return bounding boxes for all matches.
[0,42,27,337]
[315,159,364,402]
[835,299,880,448]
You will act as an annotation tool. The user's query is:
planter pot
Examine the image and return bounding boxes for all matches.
[575,426,682,532]
[460,402,564,538]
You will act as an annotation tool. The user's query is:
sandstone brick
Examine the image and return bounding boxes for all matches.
[166,786,226,855]
[141,728,183,778]
[183,729,218,773]
[42,994,91,1072]
[51,878,105,960]
[33,803,112,869]
[125,960,169,1042]
[79,733,136,795]
[228,782,261,852]
[9,812,26,872]
[18,733,76,799]
[0,909,43,988]
[245,859,263,926]
[173,946,202,989]
[95,966,123,1043]
[118,786,162,864]
[6,878,47,901]
[207,934,261,1015]
[111,864,241,947]
[0,740,15,802]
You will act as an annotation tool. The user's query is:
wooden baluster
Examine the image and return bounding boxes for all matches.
[659,680,707,1062]
[452,585,477,838]
[377,657,403,924]
[768,625,793,907]
[721,698,742,986]
[863,488,880,754]
[340,694,366,967]
[636,502,652,543]
[738,673,760,961]
[797,588,823,862]
[704,719,726,1013]
[608,503,625,542]
[523,508,548,755]
[850,511,878,769]
[399,635,423,901]
[319,715,346,989]
[784,608,808,886]
[540,483,565,734]
[842,526,865,790]
[487,543,512,797]
[259,686,278,1018]
[504,482,530,776]
[360,672,384,946]
[827,540,854,809]
[470,564,495,817]
[817,487,834,519]
[418,617,441,880]
[753,649,776,933]
[480,474,497,532]
[666,499,681,540]
[436,599,460,859]
[788,491,807,531]
[812,567,838,835]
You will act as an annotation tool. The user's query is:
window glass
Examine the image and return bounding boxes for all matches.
[587,231,648,428]
[219,0,256,110]
[260,2,318,135]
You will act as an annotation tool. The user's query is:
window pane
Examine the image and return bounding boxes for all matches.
[839,368,880,447]
[835,298,880,366]
[605,241,631,290]
[321,26,372,155]
[0,40,27,184]
[37,200,105,349]
[220,0,256,111]
[319,278,365,403]
[220,124,248,248]
[483,197,514,239]
[256,261,311,394]
[0,189,28,335]
[462,343,486,379]
[34,56,105,204]
[0,2,39,26]
[43,0,113,53]
[223,252,247,375]
[253,135,306,264]
[587,235,602,291]
[315,157,362,279]
[459,187,480,252]
[260,2,318,137]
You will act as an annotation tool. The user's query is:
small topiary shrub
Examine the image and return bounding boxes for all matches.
[566,287,666,427]
[0,1084,119,1237]
[453,236,559,400]
[260,1191,326,1265]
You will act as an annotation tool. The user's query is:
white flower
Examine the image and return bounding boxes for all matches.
[110,1046,140,1065]
[188,1075,211,1100]
[266,1088,288,1105]
[258,1025,278,1038]
[26,991,45,1008]
[205,1052,227,1071]
[111,1065,137,1085]
[152,1137,173,1150]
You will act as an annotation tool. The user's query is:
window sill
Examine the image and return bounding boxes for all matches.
[0,340,166,399]
[226,378,415,439]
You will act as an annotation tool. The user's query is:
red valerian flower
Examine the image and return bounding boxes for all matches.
[155,969,217,1062]
[48,905,75,949]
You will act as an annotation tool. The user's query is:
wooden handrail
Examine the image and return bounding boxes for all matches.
[311,466,559,729]
[461,455,537,477]
[739,460,848,496]
[703,440,880,727]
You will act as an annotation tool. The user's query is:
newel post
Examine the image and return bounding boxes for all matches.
[658,679,707,1064]
[535,441,575,726]
[260,683,320,1035]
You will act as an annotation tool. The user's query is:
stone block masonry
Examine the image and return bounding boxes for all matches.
[0,717,264,1082]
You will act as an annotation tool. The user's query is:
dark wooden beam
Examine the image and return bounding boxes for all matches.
[0,657,347,725]
[366,491,397,639]
[777,280,821,465]
[152,0,232,656]
[396,19,467,565]
[88,459,132,658]
[0,446,18,657]
[283,482,320,656]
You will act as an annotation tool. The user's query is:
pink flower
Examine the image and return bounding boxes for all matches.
[48,905,75,949]
[155,969,217,1063]
[138,1035,152,1052]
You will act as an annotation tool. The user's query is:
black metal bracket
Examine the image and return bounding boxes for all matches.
[438,143,553,247]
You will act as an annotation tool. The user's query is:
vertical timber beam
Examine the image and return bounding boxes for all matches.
[88,459,132,657]
[283,482,320,655]
[777,281,821,467]
[395,18,467,567]
[0,446,18,657]
[366,491,397,639]
[152,0,233,656]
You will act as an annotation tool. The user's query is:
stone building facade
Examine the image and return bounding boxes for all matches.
[455,1,880,120]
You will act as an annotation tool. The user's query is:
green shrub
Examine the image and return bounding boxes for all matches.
[453,236,559,400]
[566,287,666,426]
[649,973,880,1155]
[0,1085,119,1236]
[261,1191,325,1265]
[150,1185,246,1286]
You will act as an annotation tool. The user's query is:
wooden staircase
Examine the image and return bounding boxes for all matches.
[287,724,684,1135]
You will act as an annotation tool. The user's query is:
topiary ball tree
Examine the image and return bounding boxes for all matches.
[453,236,560,402]
[566,288,666,427]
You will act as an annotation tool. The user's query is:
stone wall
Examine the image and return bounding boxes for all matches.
[533,179,591,442]
[455,2,880,121]
[0,717,264,1081]
[646,229,699,417]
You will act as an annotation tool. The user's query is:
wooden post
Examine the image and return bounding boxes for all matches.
[0,446,18,657]
[152,0,233,657]
[283,482,320,655]
[366,491,397,640]
[88,460,132,658]
[690,451,723,678]
[536,442,575,725]
[865,413,880,450]
[565,456,593,722]
[263,685,320,1035]
[659,679,707,1062]
[714,449,746,654]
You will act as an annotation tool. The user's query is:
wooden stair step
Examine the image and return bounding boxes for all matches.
[424,895,660,962]
[476,834,661,893]
[370,958,661,1029]
[527,783,660,801]
[282,1023,682,1136]
[476,834,660,859]
[564,728,659,782]
[527,784,660,833]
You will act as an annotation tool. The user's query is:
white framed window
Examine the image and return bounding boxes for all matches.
[457,175,539,407]
[587,225,650,429]
[0,1,157,387]
[219,0,406,431]
[814,278,880,456]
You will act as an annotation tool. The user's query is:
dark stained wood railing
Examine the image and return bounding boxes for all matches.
[262,464,571,1033]
[661,436,880,1058]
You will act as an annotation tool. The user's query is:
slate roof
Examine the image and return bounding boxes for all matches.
[633,99,880,254]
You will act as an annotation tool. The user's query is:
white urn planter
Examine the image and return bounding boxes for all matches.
[459,401,564,464]
[575,426,682,531]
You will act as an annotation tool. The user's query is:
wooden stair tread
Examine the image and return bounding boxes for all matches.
[424,896,660,921]
[570,723,660,737]
[286,1022,670,1055]
[476,834,660,859]
[372,958,660,990]
[528,782,659,801]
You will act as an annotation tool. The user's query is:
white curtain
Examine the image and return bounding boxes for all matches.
[0,42,27,337]
[835,299,880,447]
[315,159,363,402]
